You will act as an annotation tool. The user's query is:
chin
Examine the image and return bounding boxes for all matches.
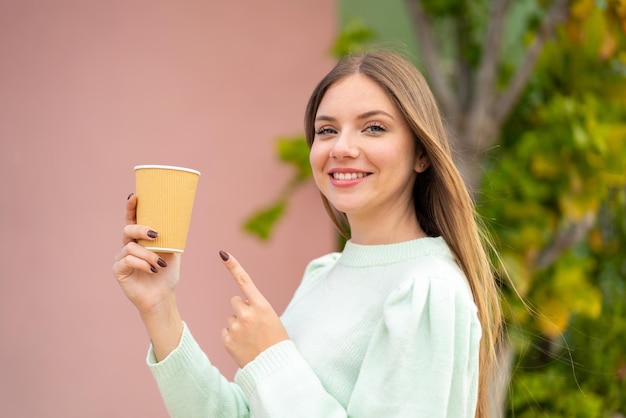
[327,201,362,216]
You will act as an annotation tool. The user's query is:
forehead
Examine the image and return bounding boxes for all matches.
[316,74,398,116]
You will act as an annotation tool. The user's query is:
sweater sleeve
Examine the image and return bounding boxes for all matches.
[145,254,341,418]
[347,275,482,417]
[233,253,348,418]
[234,274,481,418]
[147,322,250,418]
[235,340,348,418]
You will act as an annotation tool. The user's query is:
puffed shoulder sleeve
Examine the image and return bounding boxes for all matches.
[285,252,340,307]
[346,275,482,418]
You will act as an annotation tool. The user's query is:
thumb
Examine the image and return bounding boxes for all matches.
[219,250,265,304]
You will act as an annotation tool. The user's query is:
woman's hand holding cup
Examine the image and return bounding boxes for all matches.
[113,194,183,361]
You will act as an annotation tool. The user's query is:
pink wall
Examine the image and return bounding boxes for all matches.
[0,1,336,416]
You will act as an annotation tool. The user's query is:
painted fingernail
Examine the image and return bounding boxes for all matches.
[219,250,229,261]
[147,230,158,238]
[127,193,134,200]
[157,258,167,268]
[150,265,158,273]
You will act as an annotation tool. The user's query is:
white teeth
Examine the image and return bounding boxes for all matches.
[333,172,367,180]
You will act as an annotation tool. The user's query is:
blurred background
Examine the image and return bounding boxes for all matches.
[1,1,625,417]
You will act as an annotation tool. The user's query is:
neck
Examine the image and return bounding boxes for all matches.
[347,207,427,245]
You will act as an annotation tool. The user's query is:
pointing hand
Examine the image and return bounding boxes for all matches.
[219,251,289,368]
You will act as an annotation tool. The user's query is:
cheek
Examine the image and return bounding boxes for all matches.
[373,144,417,175]
[309,142,326,171]
[309,142,328,184]
[370,146,403,169]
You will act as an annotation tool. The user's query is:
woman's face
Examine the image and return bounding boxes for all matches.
[309,74,427,224]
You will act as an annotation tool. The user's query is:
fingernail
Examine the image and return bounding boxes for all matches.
[147,230,158,239]
[219,250,229,261]
[157,258,167,268]
[150,265,158,273]
[127,193,134,200]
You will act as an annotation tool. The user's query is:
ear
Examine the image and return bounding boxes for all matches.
[414,150,430,173]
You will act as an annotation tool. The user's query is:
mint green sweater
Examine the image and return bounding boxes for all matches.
[147,237,481,417]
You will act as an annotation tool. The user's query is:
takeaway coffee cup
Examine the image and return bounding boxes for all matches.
[134,165,200,253]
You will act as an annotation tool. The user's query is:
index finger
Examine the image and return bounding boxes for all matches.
[125,194,138,225]
[219,251,265,304]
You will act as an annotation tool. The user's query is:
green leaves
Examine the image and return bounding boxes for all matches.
[242,200,286,241]
[420,0,464,16]
[509,368,605,417]
[330,17,376,58]
[532,254,602,338]
[242,136,311,241]
[481,2,626,413]
[275,136,311,182]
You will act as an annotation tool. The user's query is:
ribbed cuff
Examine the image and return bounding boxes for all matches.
[234,340,300,398]
[146,322,204,380]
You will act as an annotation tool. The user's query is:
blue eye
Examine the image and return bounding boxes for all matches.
[365,123,386,133]
[315,127,337,135]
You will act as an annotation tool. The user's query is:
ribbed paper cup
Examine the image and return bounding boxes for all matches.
[134,165,200,253]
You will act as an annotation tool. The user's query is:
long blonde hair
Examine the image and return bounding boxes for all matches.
[304,50,502,417]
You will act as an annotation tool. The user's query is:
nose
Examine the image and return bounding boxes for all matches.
[330,132,360,159]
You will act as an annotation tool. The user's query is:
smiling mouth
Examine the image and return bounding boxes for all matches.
[331,172,371,180]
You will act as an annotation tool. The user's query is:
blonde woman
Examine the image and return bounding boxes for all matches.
[114,50,501,417]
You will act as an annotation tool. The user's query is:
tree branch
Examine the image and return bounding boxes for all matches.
[534,211,595,269]
[492,0,570,127]
[465,0,511,150]
[453,4,473,111]
[405,0,459,123]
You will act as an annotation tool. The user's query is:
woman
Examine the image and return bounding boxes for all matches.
[114,50,501,417]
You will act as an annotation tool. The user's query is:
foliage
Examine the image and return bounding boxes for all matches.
[477,2,626,414]
[243,201,286,241]
[274,135,312,182]
[242,135,311,240]
[330,17,376,58]
[505,188,626,416]
[482,88,625,332]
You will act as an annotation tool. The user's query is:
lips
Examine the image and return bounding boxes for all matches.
[328,168,372,184]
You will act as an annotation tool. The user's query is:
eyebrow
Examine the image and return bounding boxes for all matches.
[315,110,395,122]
